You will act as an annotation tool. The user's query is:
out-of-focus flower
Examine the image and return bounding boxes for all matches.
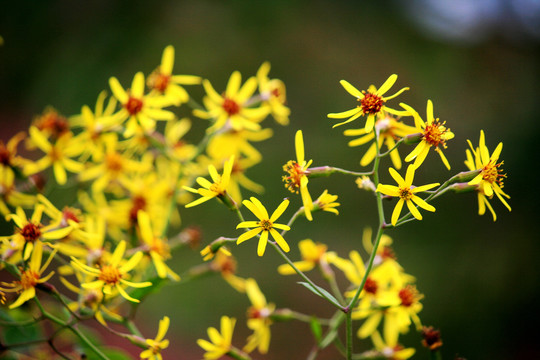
[197,316,236,360]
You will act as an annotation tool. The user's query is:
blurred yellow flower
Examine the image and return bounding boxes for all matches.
[140,316,170,360]
[183,156,234,208]
[197,316,236,360]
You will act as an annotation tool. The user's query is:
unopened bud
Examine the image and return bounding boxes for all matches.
[403,133,423,145]
[421,326,443,351]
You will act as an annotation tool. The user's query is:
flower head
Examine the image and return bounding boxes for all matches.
[376,166,439,225]
[401,100,454,170]
[277,239,331,275]
[257,61,290,125]
[0,241,57,309]
[140,316,170,360]
[243,278,274,354]
[236,197,290,256]
[197,316,236,360]
[282,130,314,220]
[70,240,152,303]
[465,130,510,221]
[183,156,234,208]
[313,190,340,215]
[328,74,409,132]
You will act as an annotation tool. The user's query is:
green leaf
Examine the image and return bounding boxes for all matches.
[309,317,322,344]
[297,282,342,309]
[1,308,42,346]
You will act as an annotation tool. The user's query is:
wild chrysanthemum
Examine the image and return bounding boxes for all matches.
[282,130,314,220]
[465,130,511,221]
[376,166,439,226]
[344,114,417,169]
[236,197,290,257]
[140,316,170,360]
[277,239,332,275]
[24,126,84,185]
[183,156,234,208]
[243,278,275,354]
[147,45,201,106]
[401,100,454,170]
[0,241,57,309]
[109,72,175,137]
[137,210,180,281]
[257,61,290,125]
[70,240,152,303]
[193,71,270,133]
[313,190,340,215]
[370,330,416,360]
[328,74,409,132]
[197,316,236,360]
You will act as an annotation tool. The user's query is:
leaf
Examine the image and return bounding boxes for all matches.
[309,317,322,344]
[1,308,42,346]
[297,282,342,309]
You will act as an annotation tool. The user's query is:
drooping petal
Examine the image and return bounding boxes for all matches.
[257,230,269,256]
[411,195,435,212]
[406,200,423,220]
[391,199,405,226]
[270,228,290,253]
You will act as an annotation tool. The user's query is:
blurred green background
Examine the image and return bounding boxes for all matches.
[1,1,539,359]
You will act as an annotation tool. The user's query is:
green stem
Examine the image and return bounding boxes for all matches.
[308,166,373,178]
[346,313,353,360]
[378,138,403,158]
[69,325,110,360]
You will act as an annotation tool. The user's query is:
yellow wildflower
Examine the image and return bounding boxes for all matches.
[344,113,417,169]
[282,130,314,220]
[465,130,511,221]
[313,190,340,215]
[256,61,290,125]
[243,278,274,354]
[0,241,57,309]
[183,156,234,208]
[376,166,439,225]
[140,316,170,360]
[0,166,35,216]
[370,331,415,360]
[147,45,201,106]
[24,126,84,185]
[70,240,152,303]
[109,72,175,137]
[277,239,331,275]
[328,74,409,132]
[197,316,236,360]
[194,71,270,133]
[401,100,454,170]
[137,210,180,281]
[236,197,290,257]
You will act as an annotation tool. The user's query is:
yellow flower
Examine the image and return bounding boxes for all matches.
[328,74,409,132]
[465,130,511,221]
[277,239,331,275]
[2,205,74,260]
[236,197,290,257]
[24,126,84,185]
[183,156,234,208]
[401,100,454,170]
[0,131,28,175]
[0,241,57,309]
[193,71,270,133]
[197,316,236,360]
[0,166,35,216]
[147,45,201,106]
[313,190,340,215]
[137,210,180,281]
[109,72,175,137]
[344,113,417,169]
[140,316,170,360]
[257,61,290,125]
[376,166,439,226]
[70,240,152,303]
[370,330,415,360]
[282,130,314,220]
[243,278,274,354]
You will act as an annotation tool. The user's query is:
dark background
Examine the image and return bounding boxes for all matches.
[1,1,539,359]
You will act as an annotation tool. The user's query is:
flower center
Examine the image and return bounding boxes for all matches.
[61,207,81,227]
[398,187,413,201]
[148,71,171,93]
[20,223,42,242]
[98,265,122,285]
[129,195,147,225]
[482,161,506,187]
[0,143,11,166]
[105,152,124,173]
[150,238,170,259]
[359,92,384,115]
[423,120,449,148]
[125,96,144,115]
[20,270,40,290]
[222,98,240,116]
[259,219,273,231]
[364,277,378,294]
[282,160,305,193]
[399,285,421,307]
